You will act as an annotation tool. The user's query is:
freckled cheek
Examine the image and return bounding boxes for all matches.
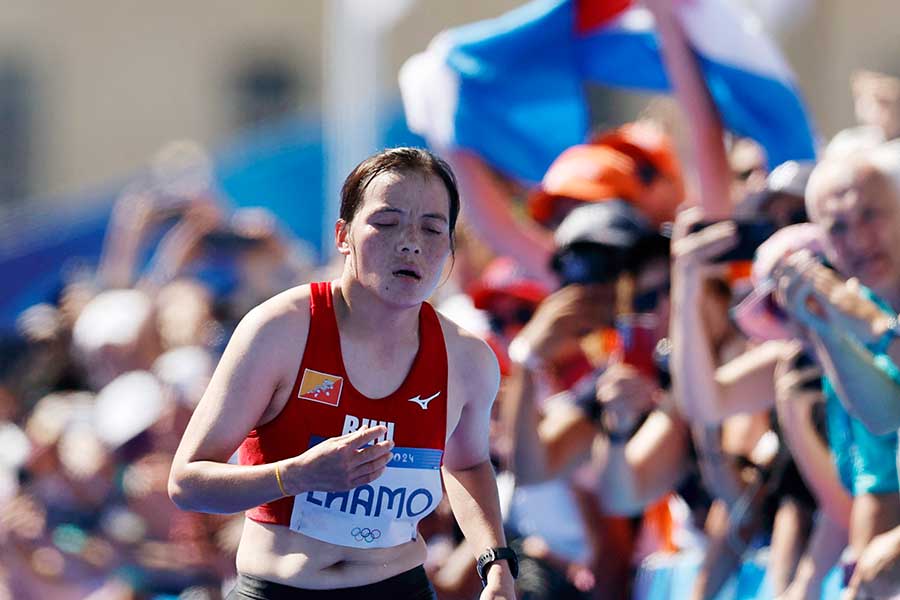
[423,244,452,273]
[354,237,394,274]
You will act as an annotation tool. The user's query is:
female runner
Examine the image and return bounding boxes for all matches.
[169,148,517,599]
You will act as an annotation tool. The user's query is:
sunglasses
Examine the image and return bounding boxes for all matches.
[552,244,628,286]
[633,280,671,313]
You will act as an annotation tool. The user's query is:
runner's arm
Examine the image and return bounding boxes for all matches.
[168,301,304,513]
[169,292,393,515]
[442,334,516,597]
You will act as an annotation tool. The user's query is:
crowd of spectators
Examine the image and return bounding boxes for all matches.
[3,4,900,600]
[0,141,318,600]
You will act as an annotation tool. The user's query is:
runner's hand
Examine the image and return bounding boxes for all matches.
[280,426,394,494]
[480,563,517,600]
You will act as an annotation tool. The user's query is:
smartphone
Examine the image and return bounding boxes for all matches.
[615,313,660,379]
[688,218,777,263]
[793,351,823,392]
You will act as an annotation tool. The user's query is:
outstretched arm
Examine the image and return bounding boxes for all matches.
[443,149,557,288]
[780,512,847,600]
[645,0,732,217]
[774,251,900,435]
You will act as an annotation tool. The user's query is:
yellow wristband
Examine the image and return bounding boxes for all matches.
[274,462,288,497]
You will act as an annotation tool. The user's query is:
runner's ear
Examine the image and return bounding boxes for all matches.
[335,219,352,255]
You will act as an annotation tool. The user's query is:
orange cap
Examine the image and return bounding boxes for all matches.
[592,123,681,175]
[528,122,684,227]
[527,145,644,225]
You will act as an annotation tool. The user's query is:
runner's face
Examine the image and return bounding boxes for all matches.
[339,171,452,307]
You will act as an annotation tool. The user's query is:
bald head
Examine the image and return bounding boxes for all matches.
[805,143,900,298]
[807,144,900,217]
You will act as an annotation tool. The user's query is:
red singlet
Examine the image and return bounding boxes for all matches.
[238,281,448,548]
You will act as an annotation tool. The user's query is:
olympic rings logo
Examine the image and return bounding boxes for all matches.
[351,527,382,543]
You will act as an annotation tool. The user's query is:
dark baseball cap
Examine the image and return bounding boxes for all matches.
[550,200,668,284]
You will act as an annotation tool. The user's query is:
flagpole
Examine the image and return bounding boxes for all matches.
[321,0,416,260]
[322,0,378,260]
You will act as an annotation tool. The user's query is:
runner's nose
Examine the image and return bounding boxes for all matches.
[397,226,421,254]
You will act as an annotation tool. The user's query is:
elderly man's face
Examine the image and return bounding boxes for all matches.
[810,164,900,296]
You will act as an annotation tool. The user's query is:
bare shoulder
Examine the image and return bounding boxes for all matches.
[435,310,500,402]
[229,284,314,368]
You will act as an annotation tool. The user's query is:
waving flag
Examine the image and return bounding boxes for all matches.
[400,0,817,184]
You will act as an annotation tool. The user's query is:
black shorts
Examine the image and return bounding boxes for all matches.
[225,566,436,600]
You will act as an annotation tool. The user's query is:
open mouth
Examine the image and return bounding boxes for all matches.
[393,269,421,280]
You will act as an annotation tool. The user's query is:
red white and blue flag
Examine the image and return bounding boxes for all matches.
[400,0,817,184]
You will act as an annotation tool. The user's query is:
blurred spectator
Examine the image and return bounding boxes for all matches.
[443,117,684,288]
[468,256,549,377]
[502,200,674,599]
[527,122,684,229]
[826,71,900,158]
[71,289,160,391]
[771,143,900,596]
[728,138,769,205]
[675,222,853,599]
[735,160,815,229]
[777,144,900,434]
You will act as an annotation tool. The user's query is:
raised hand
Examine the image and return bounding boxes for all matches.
[671,207,738,277]
[595,362,659,437]
[513,282,616,364]
[772,250,893,343]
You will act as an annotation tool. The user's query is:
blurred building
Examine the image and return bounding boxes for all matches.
[0,0,897,209]
[0,0,520,208]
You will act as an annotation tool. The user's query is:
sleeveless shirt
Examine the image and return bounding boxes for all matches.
[238,281,449,548]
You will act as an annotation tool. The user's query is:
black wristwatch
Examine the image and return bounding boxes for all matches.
[476,546,519,586]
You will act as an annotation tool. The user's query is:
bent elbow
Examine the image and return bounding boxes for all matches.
[167,466,193,511]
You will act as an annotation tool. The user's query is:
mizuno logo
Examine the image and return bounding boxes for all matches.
[408,391,440,410]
